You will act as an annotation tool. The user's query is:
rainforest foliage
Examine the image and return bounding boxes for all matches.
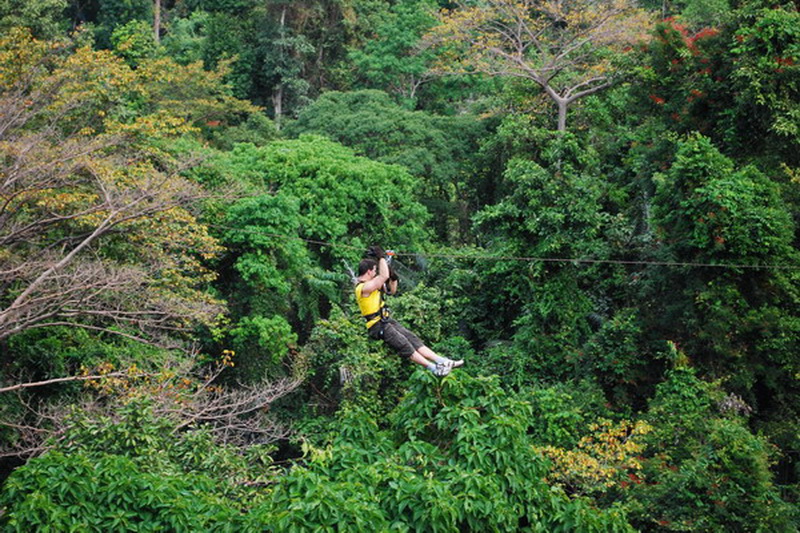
[1,1,799,531]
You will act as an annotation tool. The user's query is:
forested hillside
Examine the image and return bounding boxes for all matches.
[1,1,798,531]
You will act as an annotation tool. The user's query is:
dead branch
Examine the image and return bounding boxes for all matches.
[0,358,304,459]
[0,371,149,394]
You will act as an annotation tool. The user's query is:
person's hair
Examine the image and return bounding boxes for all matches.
[358,258,377,276]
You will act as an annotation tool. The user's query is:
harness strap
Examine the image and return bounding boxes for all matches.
[356,280,390,324]
[362,306,390,322]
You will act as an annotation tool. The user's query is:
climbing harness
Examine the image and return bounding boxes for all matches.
[353,249,397,339]
[357,282,390,339]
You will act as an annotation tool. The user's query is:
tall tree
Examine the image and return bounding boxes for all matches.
[426,0,653,131]
[0,0,68,39]
[265,1,314,129]
[187,0,362,122]
[94,0,153,48]
[287,90,487,242]
[470,142,615,383]
[153,0,161,42]
[348,0,440,105]
[634,3,800,167]
[0,30,225,348]
[644,134,800,454]
[727,1,800,164]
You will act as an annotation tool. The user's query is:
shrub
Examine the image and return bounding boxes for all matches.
[0,452,243,532]
[628,366,797,531]
[257,372,635,532]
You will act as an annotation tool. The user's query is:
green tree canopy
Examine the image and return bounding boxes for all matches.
[348,0,440,105]
[255,373,635,531]
[0,0,67,39]
[286,89,487,241]
[204,135,431,379]
[631,365,796,531]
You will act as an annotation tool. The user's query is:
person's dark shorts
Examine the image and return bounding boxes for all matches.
[368,318,424,359]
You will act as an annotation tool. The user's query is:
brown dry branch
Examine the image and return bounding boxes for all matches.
[0,370,145,395]
[167,377,302,446]
[0,359,303,459]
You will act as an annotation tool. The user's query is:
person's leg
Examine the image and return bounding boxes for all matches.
[416,345,442,363]
[383,320,463,374]
[381,323,443,372]
[381,321,425,364]
[392,323,465,371]
[387,322,439,361]
[409,351,432,367]
[408,349,459,376]
[417,345,463,369]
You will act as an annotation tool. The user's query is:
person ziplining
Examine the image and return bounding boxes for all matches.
[354,245,464,377]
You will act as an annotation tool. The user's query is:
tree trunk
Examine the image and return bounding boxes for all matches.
[557,99,568,132]
[153,0,161,43]
[542,83,569,132]
[272,5,287,130]
[272,85,284,131]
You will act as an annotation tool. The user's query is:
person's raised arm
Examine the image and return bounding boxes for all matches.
[360,257,390,295]
[386,265,398,295]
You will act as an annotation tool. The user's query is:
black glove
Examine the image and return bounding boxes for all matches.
[367,245,385,259]
[389,265,399,281]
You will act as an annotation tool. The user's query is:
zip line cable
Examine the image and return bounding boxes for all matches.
[208,224,800,272]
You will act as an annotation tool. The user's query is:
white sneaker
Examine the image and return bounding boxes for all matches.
[433,361,452,377]
[449,359,464,368]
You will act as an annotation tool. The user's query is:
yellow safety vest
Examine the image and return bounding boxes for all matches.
[354,283,388,329]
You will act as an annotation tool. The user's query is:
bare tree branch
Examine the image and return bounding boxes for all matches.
[0,359,303,459]
[427,0,653,131]
[0,371,150,394]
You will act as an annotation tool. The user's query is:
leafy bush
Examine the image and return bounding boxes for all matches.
[294,306,411,421]
[0,398,280,530]
[0,451,243,532]
[230,314,298,380]
[111,19,160,67]
[258,372,635,532]
[583,308,659,404]
[524,384,594,449]
[628,366,797,531]
[537,419,652,501]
